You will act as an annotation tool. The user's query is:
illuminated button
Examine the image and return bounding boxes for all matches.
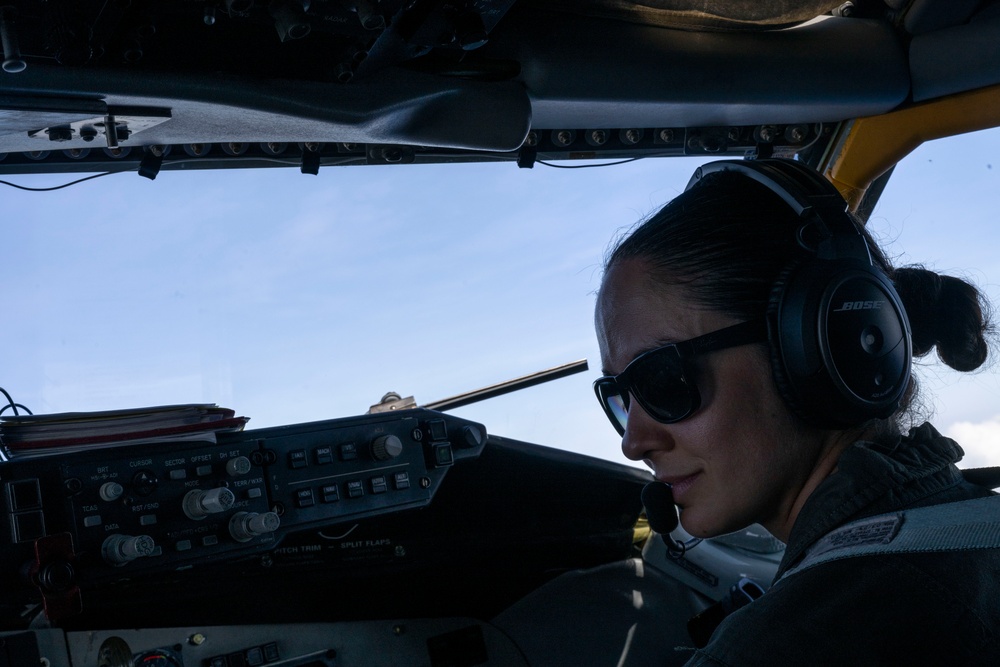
[393,472,410,490]
[339,443,358,461]
[321,484,339,503]
[139,514,157,526]
[83,515,102,528]
[346,480,364,498]
[168,469,187,481]
[288,450,307,469]
[247,487,263,499]
[295,489,315,508]
[371,476,387,494]
[433,443,454,467]
[314,447,333,465]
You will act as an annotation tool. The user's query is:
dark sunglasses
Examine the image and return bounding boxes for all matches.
[594,319,768,435]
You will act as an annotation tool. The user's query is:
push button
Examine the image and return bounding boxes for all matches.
[132,470,158,496]
[393,472,410,490]
[346,480,364,498]
[315,446,333,465]
[12,511,46,542]
[7,479,42,510]
[371,476,387,494]
[433,443,454,467]
[295,489,315,508]
[428,419,448,441]
[321,484,340,503]
[339,443,358,461]
[288,450,307,469]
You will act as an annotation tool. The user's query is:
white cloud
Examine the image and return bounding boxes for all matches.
[944,417,1000,468]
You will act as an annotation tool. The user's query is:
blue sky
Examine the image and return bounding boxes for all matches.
[4,127,1000,469]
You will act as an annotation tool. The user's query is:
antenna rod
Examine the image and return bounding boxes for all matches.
[424,359,589,412]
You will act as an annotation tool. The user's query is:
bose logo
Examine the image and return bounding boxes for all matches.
[833,300,885,312]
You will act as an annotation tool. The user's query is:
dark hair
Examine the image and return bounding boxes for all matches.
[605,170,993,426]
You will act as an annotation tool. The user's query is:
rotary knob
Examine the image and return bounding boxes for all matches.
[371,434,403,461]
[225,455,252,477]
[228,511,281,543]
[182,487,235,520]
[99,481,124,502]
[102,534,155,566]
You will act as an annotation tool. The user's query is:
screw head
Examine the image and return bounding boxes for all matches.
[757,125,778,143]
[622,129,641,144]
[786,124,809,143]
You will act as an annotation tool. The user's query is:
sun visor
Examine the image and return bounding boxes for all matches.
[0,66,533,153]
[485,12,910,129]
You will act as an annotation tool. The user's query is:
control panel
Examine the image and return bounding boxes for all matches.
[241,410,485,533]
[0,409,485,619]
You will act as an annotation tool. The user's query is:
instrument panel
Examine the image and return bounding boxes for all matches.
[2,618,530,667]
[0,409,486,621]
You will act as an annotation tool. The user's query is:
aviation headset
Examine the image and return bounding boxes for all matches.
[685,159,912,428]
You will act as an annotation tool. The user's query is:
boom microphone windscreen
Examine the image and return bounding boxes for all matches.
[641,481,679,535]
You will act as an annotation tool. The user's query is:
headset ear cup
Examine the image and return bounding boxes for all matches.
[767,260,815,423]
[769,256,912,428]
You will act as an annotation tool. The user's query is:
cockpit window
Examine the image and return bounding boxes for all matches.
[867,126,1000,468]
[4,128,999,469]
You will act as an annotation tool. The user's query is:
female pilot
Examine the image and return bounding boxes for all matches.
[594,158,1000,664]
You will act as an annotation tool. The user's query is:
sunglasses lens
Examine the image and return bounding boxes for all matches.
[630,353,697,423]
[606,391,628,433]
[594,380,629,434]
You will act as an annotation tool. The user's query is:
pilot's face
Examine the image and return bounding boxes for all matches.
[596,257,828,541]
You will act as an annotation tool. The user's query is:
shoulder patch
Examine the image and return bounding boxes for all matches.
[808,514,903,560]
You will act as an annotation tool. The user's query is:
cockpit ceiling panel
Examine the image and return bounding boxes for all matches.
[489,13,910,130]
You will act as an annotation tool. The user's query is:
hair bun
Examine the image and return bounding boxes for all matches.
[893,266,990,371]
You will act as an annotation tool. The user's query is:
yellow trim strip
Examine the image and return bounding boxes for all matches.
[823,83,1000,211]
